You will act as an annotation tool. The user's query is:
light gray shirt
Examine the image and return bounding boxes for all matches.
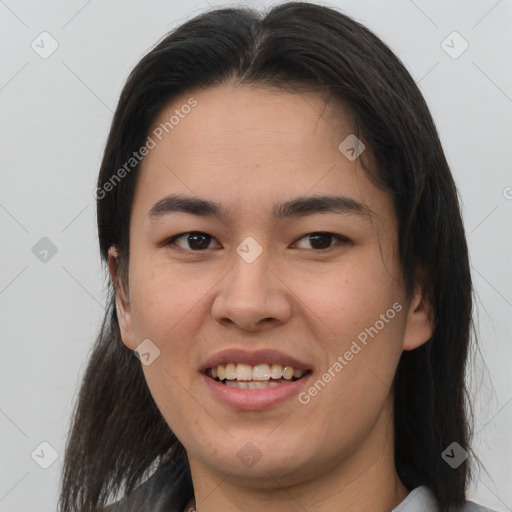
[393,485,496,512]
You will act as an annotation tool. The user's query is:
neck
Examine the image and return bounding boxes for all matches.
[185,402,409,512]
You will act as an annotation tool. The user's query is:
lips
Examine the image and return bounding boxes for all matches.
[198,348,314,409]
[202,370,313,409]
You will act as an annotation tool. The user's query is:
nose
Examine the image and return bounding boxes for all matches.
[211,245,293,332]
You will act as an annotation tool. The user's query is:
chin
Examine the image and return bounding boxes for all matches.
[195,435,317,480]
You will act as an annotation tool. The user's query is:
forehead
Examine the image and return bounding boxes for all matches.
[132,83,394,230]
[149,83,353,153]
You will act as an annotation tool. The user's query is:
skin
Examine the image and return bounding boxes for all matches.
[108,83,433,512]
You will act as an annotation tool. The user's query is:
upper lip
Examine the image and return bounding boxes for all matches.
[200,348,312,372]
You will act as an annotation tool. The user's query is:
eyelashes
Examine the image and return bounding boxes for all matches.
[292,232,351,251]
[163,231,351,252]
[165,231,217,251]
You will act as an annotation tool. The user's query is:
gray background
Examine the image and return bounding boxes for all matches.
[0,0,511,511]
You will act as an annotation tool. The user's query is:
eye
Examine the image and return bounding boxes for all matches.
[291,232,350,251]
[165,231,219,251]
[163,231,350,252]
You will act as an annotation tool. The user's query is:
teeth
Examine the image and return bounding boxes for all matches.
[236,364,253,381]
[225,380,284,389]
[253,364,270,381]
[208,363,306,382]
[225,363,237,380]
[282,366,294,380]
[270,364,282,379]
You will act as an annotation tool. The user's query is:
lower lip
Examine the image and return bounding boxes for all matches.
[202,372,312,411]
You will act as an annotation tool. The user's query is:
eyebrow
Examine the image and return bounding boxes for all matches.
[146,193,376,223]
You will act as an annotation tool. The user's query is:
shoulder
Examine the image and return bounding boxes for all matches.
[459,502,498,512]
[393,486,498,512]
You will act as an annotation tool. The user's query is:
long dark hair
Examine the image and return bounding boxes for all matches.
[58,2,477,511]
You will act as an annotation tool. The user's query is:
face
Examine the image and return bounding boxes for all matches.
[110,83,432,487]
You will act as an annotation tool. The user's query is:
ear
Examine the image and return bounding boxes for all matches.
[402,277,434,351]
[108,246,137,350]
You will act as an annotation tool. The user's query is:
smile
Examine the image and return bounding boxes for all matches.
[205,363,311,390]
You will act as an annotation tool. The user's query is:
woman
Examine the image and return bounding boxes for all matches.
[58,3,496,511]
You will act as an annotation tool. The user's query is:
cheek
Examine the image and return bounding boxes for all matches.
[306,253,403,336]
[129,260,210,340]
[303,255,406,400]
[141,364,207,450]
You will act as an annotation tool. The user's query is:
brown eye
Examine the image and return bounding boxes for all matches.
[163,231,349,252]
[166,231,217,251]
[293,232,349,251]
